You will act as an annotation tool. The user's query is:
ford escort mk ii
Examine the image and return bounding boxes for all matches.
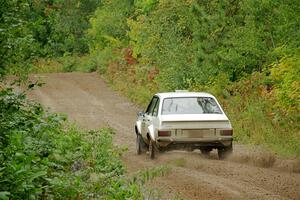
[135,91,233,159]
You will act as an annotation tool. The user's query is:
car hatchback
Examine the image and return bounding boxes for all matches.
[135,91,233,159]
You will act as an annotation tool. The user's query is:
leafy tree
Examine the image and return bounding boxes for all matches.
[126,0,300,88]
[0,0,102,79]
[128,0,197,89]
[270,53,300,115]
[47,0,102,55]
[0,0,39,78]
[88,0,133,50]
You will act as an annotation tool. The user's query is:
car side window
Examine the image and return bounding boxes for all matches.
[152,98,160,116]
[146,96,158,115]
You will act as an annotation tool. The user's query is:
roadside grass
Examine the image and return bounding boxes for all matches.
[30,55,97,74]
[228,100,300,157]
[106,74,154,107]
[131,165,185,199]
[168,158,187,167]
[219,75,300,158]
[30,58,65,73]
[134,165,171,184]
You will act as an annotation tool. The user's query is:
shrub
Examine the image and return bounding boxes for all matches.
[0,87,143,199]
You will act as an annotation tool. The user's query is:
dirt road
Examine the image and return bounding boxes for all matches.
[28,73,300,200]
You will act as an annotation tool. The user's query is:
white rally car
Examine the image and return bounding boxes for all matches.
[135,91,233,159]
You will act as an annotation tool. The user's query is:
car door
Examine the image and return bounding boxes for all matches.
[141,96,159,138]
[150,97,160,138]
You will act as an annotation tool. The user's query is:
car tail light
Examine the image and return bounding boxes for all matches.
[158,131,171,137]
[220,129,233,136]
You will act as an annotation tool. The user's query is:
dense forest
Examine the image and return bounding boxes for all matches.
[0,0,299,198]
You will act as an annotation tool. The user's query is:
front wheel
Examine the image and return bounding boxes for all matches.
[149,139,156,159]
[136,134,145,155]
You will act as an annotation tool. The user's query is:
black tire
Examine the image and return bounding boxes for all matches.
[136,134,148,155]
[149,139,156,159]
[218,145,233,160]
[136,134,146,155]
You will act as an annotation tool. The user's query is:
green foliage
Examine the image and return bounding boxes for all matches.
[86,0,134,74]
[126,0,300,87]
[269,54,300,115]
[31,54,102,73]
[0,0,40,78]
[46,0,102,56]
[134,0,158,14]
[88,0,133,49]
[128,0,196,90]
[135,165,171,184]
[0,87,144,199]
[225,73,299,156]
[0,0,101,78]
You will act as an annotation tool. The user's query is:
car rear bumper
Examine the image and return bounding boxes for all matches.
[156,136,232,150]
[157,136,232,142]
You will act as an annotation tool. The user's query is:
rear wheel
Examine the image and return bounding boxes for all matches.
[218,144,233,160]
[149,139,156,159]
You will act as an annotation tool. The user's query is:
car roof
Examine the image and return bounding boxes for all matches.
[155,92,216,99]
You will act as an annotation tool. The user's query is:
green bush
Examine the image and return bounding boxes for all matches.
[0,87,143,199]
[269,54,300,116]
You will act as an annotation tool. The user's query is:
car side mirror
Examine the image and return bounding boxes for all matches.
[137,111,145,117]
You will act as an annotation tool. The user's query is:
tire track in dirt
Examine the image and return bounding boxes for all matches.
[27,73,300,200]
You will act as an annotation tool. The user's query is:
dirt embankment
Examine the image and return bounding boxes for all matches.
[27,73,300,200]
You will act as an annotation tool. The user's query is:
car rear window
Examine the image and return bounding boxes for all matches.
[162,97,222,115]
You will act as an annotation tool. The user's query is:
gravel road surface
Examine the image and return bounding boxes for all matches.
[27,72,300,200]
